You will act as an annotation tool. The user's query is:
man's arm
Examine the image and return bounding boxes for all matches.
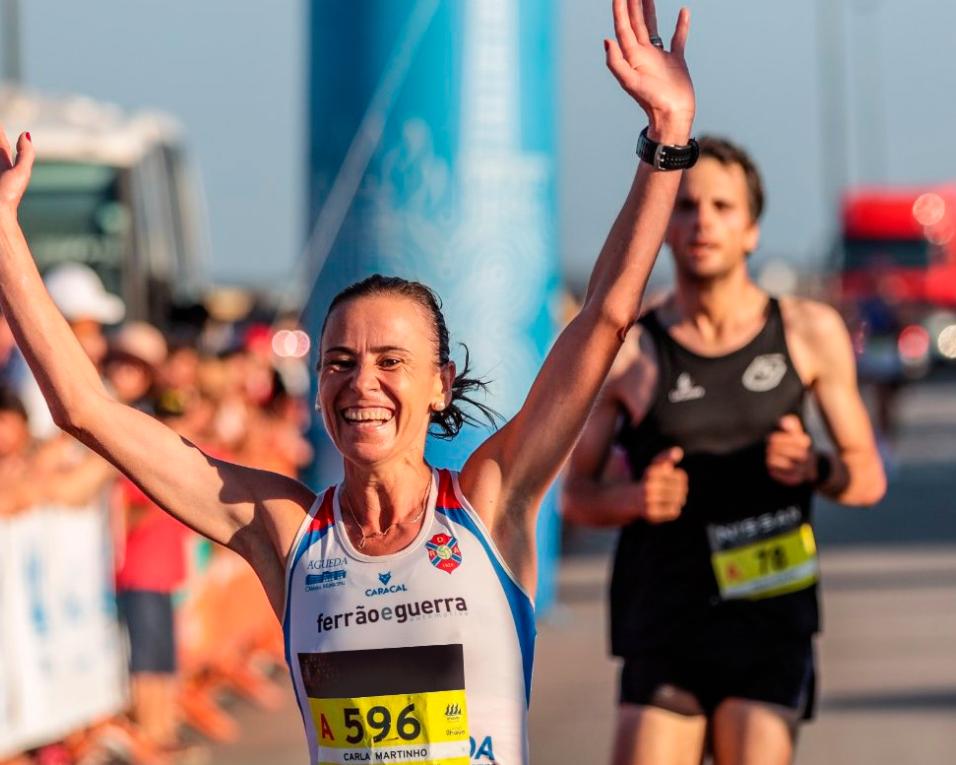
[563,328,687,527]
[770,299,886,506]
[562,379,645,527]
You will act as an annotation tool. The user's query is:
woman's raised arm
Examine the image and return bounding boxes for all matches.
[461,0,695,564]
[0,130,314,611]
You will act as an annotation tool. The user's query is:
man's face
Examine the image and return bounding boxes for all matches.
[665,157,760,282]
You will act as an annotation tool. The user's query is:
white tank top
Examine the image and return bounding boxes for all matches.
[283,468,535,765]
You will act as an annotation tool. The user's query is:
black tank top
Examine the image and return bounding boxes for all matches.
[610,297,819,657]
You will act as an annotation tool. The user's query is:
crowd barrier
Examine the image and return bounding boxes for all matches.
[0,503,127,758]
[0,503,286,762]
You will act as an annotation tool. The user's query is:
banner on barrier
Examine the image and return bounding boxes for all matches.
[0,504,127,757]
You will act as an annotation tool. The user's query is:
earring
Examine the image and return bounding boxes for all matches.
[432,402,445,412]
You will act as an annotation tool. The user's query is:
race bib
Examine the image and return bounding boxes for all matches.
[299,644,470,765]
[707,509,818,601]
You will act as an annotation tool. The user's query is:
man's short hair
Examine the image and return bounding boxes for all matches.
[697,136,765,222]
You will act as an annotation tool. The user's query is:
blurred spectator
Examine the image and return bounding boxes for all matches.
[160,342,201,395]
[17,263,125,439]
[0,308,29,389]
[104,321,168,412]
[113,390,192,754]
[0,384,30,459]
[24,263,121,508]
[1,300,317,760]
[241,370,313,477]
[0,384,116,517]
[0,385,34,516]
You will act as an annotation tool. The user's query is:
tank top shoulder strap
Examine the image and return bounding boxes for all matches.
[636,307,664,336]
[435,468,463,510]
[763,295,791,349]
[637,307,675,369]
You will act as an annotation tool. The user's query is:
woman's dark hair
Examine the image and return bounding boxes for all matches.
[320,274,500,439]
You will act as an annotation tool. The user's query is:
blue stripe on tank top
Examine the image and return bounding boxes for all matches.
[283,523,333,735]
[437,506,536,705]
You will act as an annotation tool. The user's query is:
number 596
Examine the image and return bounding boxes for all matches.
[344,703,422,744]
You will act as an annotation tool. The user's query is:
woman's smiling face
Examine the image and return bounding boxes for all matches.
[318,293,449,468]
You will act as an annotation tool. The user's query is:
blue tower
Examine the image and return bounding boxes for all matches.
[304,0,560,612]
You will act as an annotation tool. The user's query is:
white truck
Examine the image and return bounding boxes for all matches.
[0,86,208,324]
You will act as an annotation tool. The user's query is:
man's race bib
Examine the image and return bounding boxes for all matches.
[299,645,470,765]
[707,507,818,600]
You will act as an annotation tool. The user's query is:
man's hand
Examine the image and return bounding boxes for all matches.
[766,414,816,486]
[637,446,688,523]
[605,0,695,142]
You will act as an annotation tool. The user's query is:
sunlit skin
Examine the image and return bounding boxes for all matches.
[665,157,760,284]
[318,294,455,536]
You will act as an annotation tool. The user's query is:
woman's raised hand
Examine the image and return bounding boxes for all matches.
[0,128,34,213]
[605,0,694,140]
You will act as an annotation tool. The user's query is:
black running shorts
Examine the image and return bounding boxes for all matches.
[619,632,815,719]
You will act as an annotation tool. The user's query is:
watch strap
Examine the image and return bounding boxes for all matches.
[636,127,699,171]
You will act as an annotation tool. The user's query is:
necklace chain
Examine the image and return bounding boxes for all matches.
[342,476,431,551]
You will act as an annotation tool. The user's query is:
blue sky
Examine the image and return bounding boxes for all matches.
[11,0,956,288]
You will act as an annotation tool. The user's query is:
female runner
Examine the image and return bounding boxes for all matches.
[0,2,695,762]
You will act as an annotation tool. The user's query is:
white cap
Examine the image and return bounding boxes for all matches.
[109,321,168,369]
[44,263,125,324]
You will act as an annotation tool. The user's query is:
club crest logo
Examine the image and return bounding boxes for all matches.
[426,533,462,574]
[742,354,787,392]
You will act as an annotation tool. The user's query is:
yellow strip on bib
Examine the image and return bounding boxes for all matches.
[711,523,818,600]
[310,690,469,765]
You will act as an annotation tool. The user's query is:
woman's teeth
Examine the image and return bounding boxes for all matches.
[343,407,392,422]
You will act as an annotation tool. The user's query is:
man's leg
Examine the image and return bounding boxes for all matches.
[611,686,708,765]
[710,698,798,765]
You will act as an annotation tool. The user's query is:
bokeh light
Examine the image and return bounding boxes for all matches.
[272,328,311,358]
[937,325,956,359]
[912,192,946,227]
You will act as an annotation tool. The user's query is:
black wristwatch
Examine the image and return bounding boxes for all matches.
[636,127,700,170]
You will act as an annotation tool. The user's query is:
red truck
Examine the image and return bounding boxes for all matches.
[838,185,956,380]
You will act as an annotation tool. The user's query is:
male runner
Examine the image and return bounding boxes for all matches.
[563,136,886,765]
